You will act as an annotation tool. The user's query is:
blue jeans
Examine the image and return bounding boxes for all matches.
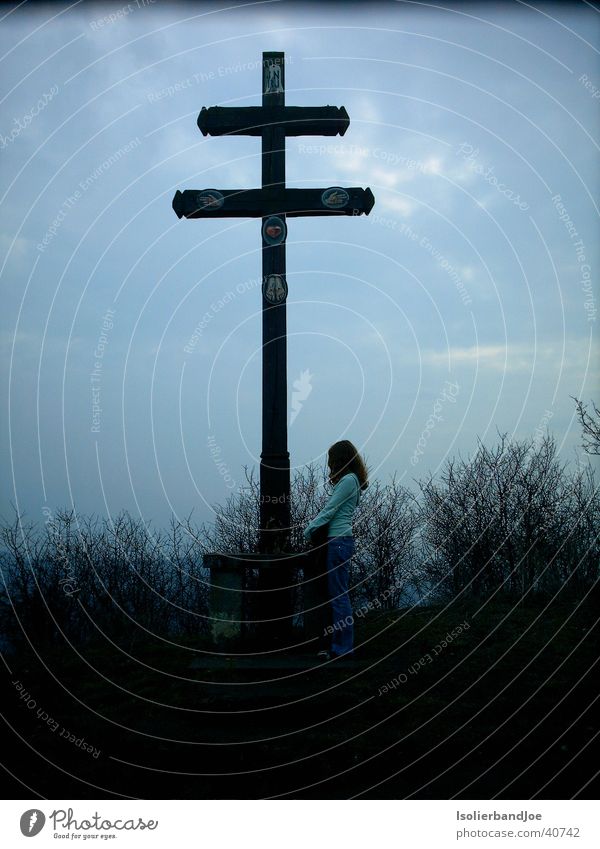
[326,536,355,656]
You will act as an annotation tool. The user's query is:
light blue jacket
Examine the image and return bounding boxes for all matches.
[303,472,361,540]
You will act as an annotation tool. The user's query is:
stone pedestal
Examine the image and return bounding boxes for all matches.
[204,551,310,650]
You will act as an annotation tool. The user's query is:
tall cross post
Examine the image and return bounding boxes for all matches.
[173,51,374,558]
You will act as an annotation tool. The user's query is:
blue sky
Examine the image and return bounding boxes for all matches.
[1,0,599,530]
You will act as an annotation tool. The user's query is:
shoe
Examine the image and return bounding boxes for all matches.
[316,650,330,661]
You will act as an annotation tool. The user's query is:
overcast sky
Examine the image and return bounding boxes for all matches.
[1,0,599,531]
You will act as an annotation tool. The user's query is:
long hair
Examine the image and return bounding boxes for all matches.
[328,440,369,490]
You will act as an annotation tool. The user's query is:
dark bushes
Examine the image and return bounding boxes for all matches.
[1,435,597,649]
[0,510,210,651]
[417,434,599,601]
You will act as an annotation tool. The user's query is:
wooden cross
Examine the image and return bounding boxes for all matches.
[173,52,374,553]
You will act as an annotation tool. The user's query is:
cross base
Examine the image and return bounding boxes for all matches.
[205,551,328,651]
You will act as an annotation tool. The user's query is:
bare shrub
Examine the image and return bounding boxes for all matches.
[0,509,210,651]
[417,433,599,600]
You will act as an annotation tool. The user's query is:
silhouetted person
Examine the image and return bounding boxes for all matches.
[304,440,368,659]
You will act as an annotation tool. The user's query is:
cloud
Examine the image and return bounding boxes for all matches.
[421,339,600,376]
[0,233,32,266]
[377,194,415,217]
[423,344,507,369]
[351,95,382,127]
[422,343,536,373]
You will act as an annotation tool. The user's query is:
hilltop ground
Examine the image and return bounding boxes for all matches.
[2,592,598,799]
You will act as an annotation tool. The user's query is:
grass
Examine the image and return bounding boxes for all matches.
[2,590,598,799]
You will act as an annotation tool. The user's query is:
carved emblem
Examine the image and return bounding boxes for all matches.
[262,273,288,304]
[195,189,224,211]
[321,187,350,209]
[264,59,283,94]
[262,215,287,246]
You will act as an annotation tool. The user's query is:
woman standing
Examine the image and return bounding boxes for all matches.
[303,440,368,659]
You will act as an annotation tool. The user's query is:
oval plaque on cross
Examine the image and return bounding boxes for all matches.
[321,187,350,209]
[262,273,288,304]
[195,189,224,211]
[262,215,287,246]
